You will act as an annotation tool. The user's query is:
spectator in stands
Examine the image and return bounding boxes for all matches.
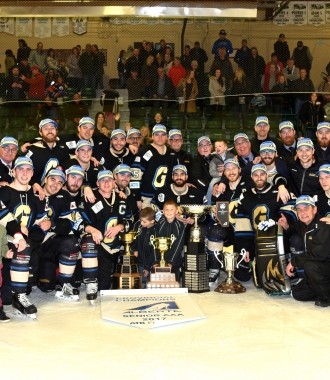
[247,46,265,92]
[230,67,251,129]
[65,92,89,127]
[140,40,155,64]
[292,68,314,116]
[126,69,144,111]
[28,42,47,73]
[140,125,152,146]
[94,111,106,133]
[45,68,58,88]
[209,68,226,119]
[210,47,234,92]
[168,57,186,88]
[91,44,106,89]
[163,52,173,75]
[190,41,208,73]
[17,57,31,78]
[100,79,119,130]
[300,92,325,141]
[156,39,167,56]
[155,52,164,68]
[4,50,16,77]
[141,55,157,98]
[292,41,313,73]
[79,43,98,90]
[180,45,192,70]
[125,48,142,78]
[271,73,290,114]
[212,29,233,58]
[46,75,67,100]
[17,39,31,63]
[265,53,284,74]
[40,95,64,129]
[274,33,290,66]
[66,46,82,90]
[46,48,58,72]
[190,60,207,115]
[317,72,330,104]
[234,39,251,75]
[21,65,46,101]
[151,66,174,114]
[149,112,167,131]
[176,69,198,115]
[284,57,300,89]
[117,49,126,89]
[261,62,279,93]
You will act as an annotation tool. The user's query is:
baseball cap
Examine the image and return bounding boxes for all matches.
[168,129,182,139]
[318,164,330,175]
[126,128,141,138]
[197,136,211,146]
[113,164,132,176]
[234,133,249,143]
[316,121,330,131]
[0,136,18,147]
[39,118,58,130]
[13,156,34,169]
[219,29,227,35]
[255,116,269,126]
[260,141,277,153]
[279,33,285,38]
[110,128,126,139]
[294,195,315,208]
[97,170,114,181]
[296,138,314,150]
[75,139,93,151]
[224,158,240,168]
[251,163,267,174]
[152,124,167,135]
[172,164,188,174]
[78,117,95,128]
[279,121,294,131]
[65,165,84,177]
[46,168,66,183]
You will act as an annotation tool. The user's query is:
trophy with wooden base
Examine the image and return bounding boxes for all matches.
[112,231,142,289]
[180,204,211,242]
[148,235,179,288]
[215,247,247,294]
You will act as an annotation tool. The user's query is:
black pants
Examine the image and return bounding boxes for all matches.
[292,261,330,302]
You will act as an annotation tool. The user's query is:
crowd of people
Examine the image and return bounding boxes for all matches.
[0,110,330,322]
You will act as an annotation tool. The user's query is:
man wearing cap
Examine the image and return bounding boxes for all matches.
[211,29,233,58]
[28,168,81,300]
[126,128,143,152]
[0,137,18,186]
[235,163,295,285]
[314,121,330,163]
[25,118,71,185]
[79,170,133,299]
[131,124,177,208]
[0,156,41,317]
[274,33,290,66]
[103,129,135,171]
[285,138,322,196]
[292,41,313,73]
[314,163,330,218]
[277,121,297,158]
[250,116,280,154]
[189,136,213,194]
[61,116,109,163]
[167,129,193,172]
[152,164,205,212]
[233,133,257,168]
[280,196,330,307]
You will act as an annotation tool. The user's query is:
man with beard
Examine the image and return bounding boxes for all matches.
[277,121,297,158]
[250,116,280,154]
[61,116,109,164]
[25,118,70,185]
[314,121,330,163]
[103,129,135,171]
[234,163,295,285]
[315,164,330,217]
[63,165,84,203]
[0,137,18,186]
[152,164,205,211]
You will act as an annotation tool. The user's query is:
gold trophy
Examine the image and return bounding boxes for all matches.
[112,231,141,289]
[215,247,247,294]
[148,235,179,288]
[180,204,211,242]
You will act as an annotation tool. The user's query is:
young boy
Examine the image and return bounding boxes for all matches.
[207,139,234,204]
[132,207,156,288]
[155,200,186,281]
[0,225,13,322]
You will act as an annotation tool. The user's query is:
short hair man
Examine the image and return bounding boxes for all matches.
[0,137,18,186]
[277,121,297,158]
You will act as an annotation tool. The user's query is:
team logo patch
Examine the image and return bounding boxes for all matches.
[66,141,77,150]
[158,193,165,202]
[70,201,77,209]
[92,201,104,213]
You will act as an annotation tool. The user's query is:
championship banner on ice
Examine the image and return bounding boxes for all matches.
[100,288,206,329]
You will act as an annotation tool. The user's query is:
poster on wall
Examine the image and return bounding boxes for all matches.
[16,18,33,37]
[35,18,51,38]
[308,2,326,25]
[325,2,330,22]
[72,17,87,35]
[0,18,14,34]
[52,17,69,36]
[273,1,291,25]
[291,2,308,25]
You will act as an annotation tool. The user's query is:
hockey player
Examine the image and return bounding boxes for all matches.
[131,124,177,208]
[103,129,136,171]
[79,170,133,301]
[0,156,41,318]
[235,163,295,290]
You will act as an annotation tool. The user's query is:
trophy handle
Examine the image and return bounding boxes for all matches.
[150,235,155,248]
[237,248,247,268]
[215,250,224,268]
